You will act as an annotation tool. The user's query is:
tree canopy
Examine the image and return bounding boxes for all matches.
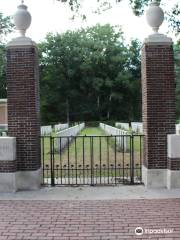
[39,24,142,124]
[0,13,14,98]
[0,13,14,43]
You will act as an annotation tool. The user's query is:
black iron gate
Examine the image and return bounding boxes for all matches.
[41,135,143,186]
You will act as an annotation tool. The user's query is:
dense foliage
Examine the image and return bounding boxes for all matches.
[0,45,6,98]
[39,24,141,124]
[0,13,14,42]
[0,13,14,99]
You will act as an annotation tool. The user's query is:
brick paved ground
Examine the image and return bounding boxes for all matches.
[0,199,180,240]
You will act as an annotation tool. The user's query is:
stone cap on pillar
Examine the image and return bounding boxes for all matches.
[144,0,172,44]
[7,0,36,47]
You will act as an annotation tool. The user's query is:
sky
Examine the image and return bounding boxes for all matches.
[0,0,178,43]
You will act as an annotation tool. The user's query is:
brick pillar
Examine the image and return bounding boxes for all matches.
[0,3,41,192]
[5,43,41,190]
[141,35,176,187]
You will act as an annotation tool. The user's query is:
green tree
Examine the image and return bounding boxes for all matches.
[0,13,14,41]
[0,13,14,98]
[39,24,141,124]
[0,45,6,98]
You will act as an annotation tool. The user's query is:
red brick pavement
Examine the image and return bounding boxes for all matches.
[0,199,180,240]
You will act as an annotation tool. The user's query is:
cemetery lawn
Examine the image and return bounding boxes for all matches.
[41,127,142,169]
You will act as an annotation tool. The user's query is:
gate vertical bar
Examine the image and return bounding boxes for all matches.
[99,137,102,184]
[140,135,142,182]
[122,135,125,183]
[114,136,117,185]
[83,137,85,184]
[130,135,134,184]
[107,136,110,184]
[90,137,94,186]
[42,137,45,184]
[50,136,55,186]
[75,137,77,185]
[59,137,62,184]
[67,137,70,185]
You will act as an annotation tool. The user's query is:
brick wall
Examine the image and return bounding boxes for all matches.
[167,158,180,170]
[0,161,17,172]
[6,46,41,171]
[142,44,176,169]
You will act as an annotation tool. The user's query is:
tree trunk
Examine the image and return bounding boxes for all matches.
[66,98,70,124]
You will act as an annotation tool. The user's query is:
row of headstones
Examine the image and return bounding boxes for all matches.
[56,123,85,152]
[116,122,180,135]
[54,123,69,132]
[1,123,67,136]
[41,125,53,136]
[115,122,143,134]
[41,123,69,136]
[99,123,129,151]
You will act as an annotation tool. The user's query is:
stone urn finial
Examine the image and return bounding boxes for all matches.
[13,1,32,37]
[146,0,164,33]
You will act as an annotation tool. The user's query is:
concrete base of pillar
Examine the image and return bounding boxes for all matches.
[0,173,17,192]
[16,168,42,191]
[0,168,42,193]
[167,169,180,189]
[142,165,167,188]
